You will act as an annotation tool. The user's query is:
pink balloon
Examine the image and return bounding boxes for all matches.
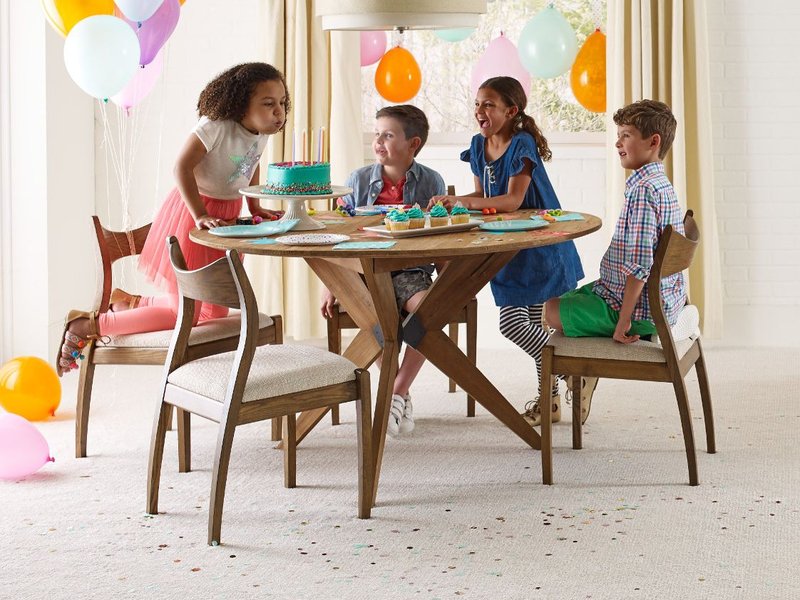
[360,31,387,67]
[0,413,54,480]
[116,0,179,66]
[470,33,532,98]
[110,51,163,110]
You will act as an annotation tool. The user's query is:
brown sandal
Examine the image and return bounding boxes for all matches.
[109,288,142,311]
[55,310,106,377]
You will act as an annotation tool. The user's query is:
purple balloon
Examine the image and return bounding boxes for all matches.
[111,51,163,111]
[360,31,387,67]
[0,413,54,480]
[470,33,532,98]
[117,0,180,66]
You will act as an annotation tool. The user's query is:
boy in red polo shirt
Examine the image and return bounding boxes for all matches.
[321,105,445,436]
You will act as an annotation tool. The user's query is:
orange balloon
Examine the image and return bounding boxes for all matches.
[41,0,115,37]
[375,47,421,103]
[0,357,61,421]
[570,29,606,113]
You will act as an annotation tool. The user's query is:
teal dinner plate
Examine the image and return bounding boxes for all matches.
[479,219,549,232]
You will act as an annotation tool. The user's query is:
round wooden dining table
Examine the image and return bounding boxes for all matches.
[191,209,601,502]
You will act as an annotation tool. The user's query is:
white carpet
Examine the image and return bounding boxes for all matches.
[2,344,799,599]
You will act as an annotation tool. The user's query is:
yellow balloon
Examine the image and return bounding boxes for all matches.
[375,47,422,103]
[570,29,606,113]
[41,0,115,37]
[0,357,61,421]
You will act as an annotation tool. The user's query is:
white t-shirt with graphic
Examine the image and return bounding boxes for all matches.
[192,116,269,200]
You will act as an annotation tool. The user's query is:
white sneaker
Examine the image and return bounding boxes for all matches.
[387,394,405,437]
[399,393,415,434]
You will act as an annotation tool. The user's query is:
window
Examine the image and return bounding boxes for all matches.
[361,0,606,135]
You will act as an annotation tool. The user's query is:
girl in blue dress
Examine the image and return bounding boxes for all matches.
[430,76,584,427]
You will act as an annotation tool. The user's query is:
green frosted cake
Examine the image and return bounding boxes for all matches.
[262,161,332,195]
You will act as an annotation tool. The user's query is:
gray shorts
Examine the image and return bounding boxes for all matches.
[392,269,433,312]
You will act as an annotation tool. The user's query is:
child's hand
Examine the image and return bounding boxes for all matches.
[195,215,228,229]
[613,320,640,344]
[254,209,284,221]
[320,289,337,319]
[427,195,453,210]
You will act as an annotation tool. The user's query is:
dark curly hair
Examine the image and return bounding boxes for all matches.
[197,62,290,123]
[479,76,552,162]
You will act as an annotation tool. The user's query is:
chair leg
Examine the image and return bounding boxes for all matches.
[540,347,554,485]
[177,409,191,473]
[355,370,373,517]
[283,414,297,489]
[74,353,96,458]
[329,310,342,426]
[466,301,478,418]
[570,376,583,450]
[146,400,172,516]
[165,404,175,431]
[447,321,458,393]
[270,417,281,441]
[673,377,699,486]
[694,341,716,454]
[208,421,237,546]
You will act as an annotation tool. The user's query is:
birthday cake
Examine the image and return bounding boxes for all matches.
[262,161,332,195]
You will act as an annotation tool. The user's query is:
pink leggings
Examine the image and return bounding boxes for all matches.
[97,294,228,336]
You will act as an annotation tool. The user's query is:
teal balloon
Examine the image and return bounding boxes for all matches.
[63,15,140,99]
[435,28,475,43]
[517,6,578,78]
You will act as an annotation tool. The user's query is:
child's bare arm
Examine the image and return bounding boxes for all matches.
[614,275,646,344]
[245,166,284,220]
[174,135,216,227]
[429,161,533,212]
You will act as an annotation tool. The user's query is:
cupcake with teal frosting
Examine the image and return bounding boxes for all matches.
[385,208,410,231]
[428,201,449,228]
[407,203,425,229]
[450,201,470,224]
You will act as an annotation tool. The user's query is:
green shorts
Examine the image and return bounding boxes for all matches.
[559,283,657,338]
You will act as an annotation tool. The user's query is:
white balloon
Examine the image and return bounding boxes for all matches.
[115,0,165,22]
[63,15,140,99]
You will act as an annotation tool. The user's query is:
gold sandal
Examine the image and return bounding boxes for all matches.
[55,310,106,377]
[109,288,142,311]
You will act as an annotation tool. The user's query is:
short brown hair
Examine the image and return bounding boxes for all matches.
[198,62,290,123]
[375,105,429,156]
[613,99,677,159]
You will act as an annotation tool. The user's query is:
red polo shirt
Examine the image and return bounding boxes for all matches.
[375,174,406,205]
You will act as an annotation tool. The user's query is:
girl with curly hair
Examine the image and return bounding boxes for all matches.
[56,63,290,375]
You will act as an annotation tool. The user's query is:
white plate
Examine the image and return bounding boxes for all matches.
[274,233,351,246]
[354,204,410,215]
[362,219,482,238]
[238,184,352,201]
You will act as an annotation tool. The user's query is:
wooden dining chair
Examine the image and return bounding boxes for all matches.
[75,216,284,458]
[539,210,715,486]
[147,238,373,546]
[325,185,478,422]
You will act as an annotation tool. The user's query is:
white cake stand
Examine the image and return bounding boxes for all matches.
[238,184,352,231]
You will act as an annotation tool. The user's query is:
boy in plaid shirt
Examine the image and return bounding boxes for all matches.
[539,100,686,426]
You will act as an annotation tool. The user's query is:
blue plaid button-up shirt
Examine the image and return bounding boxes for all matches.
[593,162,686,325]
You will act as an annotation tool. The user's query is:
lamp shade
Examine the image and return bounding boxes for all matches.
[317,0,487,31]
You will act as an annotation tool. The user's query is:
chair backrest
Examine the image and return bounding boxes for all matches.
[164,237,259,391]
[92,215,152,312]
[647,210,700,355]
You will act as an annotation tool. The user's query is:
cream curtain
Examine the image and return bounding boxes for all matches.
[247,0,362,340]
[607,0,723,338]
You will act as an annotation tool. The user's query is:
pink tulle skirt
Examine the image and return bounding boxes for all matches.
[139,188,242,294]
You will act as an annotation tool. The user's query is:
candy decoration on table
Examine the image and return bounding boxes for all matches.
[0,413,55,480]
[335,198,355,217]
[0,356,61,421]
